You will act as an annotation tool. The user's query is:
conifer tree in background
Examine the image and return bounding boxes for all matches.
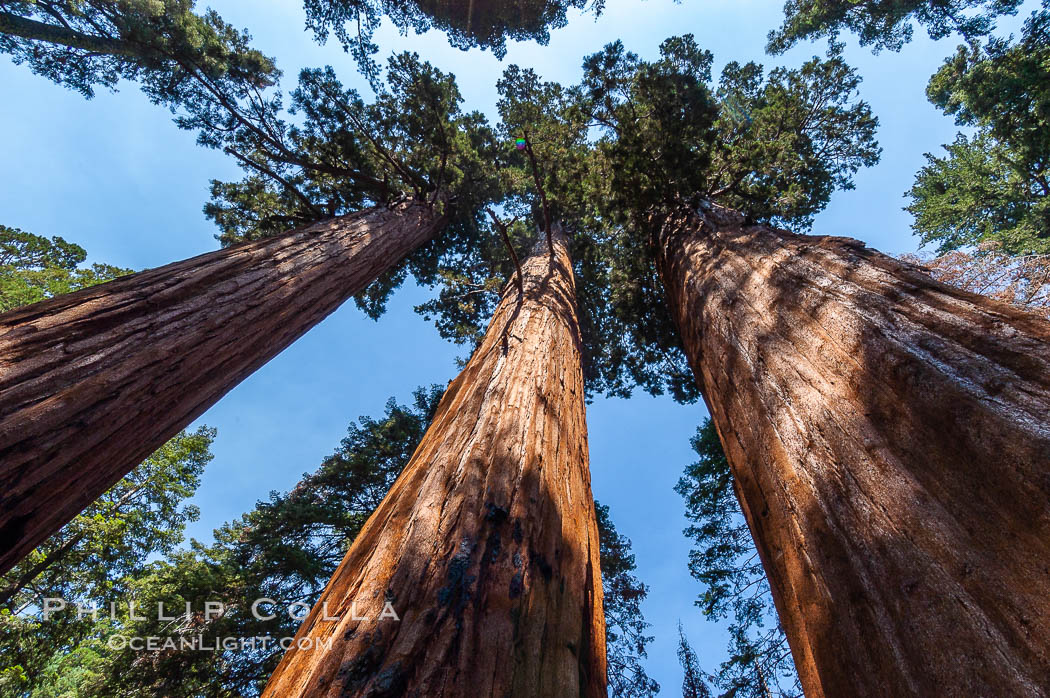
[0,429,214,694]
[596,502,659,698]
[0,226,131,312]
[676,624,711,698]
[676,419,801,698]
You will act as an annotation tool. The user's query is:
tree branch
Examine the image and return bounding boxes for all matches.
[487,208,523,295]
[521,130,553,253]
[0,11,133,56]
[224,147,324,219]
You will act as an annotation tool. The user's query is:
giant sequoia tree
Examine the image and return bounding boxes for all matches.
[0,202,446,576]
[263,231,606,697]
[659,203,1050,696]
[580,35,1050,697]
[0,52,503,576]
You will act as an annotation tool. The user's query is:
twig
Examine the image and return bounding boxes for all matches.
[487,208,523,295]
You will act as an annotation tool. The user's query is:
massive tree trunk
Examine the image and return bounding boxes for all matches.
[262,230,606,698]
[0,200,445,576]
[656,204,1050,697]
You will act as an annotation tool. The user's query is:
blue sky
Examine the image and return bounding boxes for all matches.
[1,0,1041,691]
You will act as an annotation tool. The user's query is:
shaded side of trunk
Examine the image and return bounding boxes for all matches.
[262,230,606,698]
[656,205,1050,697]
[0,201,445,575]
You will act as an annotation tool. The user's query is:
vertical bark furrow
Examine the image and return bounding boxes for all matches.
[0,201,445,575]
[657,205,1050,697]
[261,231,606,698]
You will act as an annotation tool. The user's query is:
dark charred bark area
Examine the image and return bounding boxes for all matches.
[657,205,1050,697]
[262,229,606,698]
[0,201,445,575]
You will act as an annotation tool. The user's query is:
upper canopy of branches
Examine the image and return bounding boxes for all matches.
[767,0,1025,53]
[584,35,881,230]
[204,52,498,240]
[200,34,879,402]
[300,0,604,84]
[0,0,277,99]
[566,35,880,399]
[204,52,502,320]
[907,8,1050,254]
[407,36,881,401]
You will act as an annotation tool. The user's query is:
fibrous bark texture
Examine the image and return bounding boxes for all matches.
[262,230,606,698]
[0,200,444,576]
[657,205,1050,697]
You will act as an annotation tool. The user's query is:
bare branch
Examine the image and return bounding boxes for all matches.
[521,130,553,253]
[487,208,523,296]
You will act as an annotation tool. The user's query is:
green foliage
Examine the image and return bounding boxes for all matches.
[0,0,277,110]
[0,226,130,312]
[0,428,215,695]
[584,36,880,229]
[674,419,801,698]
[414,60,621,383]
[92,386,442,696]
[582,36,720,222]
[711,48,882,229]
[410,36,877,403]
[768,0,1024,53]
[2,385,657,696]
[0,230,215,696]
[201,52,502,319]
[596,502,660,698]
[577,35,878,400]
[204,35,877,404]
[676,624,713,698]
[300,0,605,85]
[907,7,1050,254]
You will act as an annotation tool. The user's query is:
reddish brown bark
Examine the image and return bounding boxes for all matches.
[656,205,1050,697]
[262,229,606,698]
[0,201,445,576]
